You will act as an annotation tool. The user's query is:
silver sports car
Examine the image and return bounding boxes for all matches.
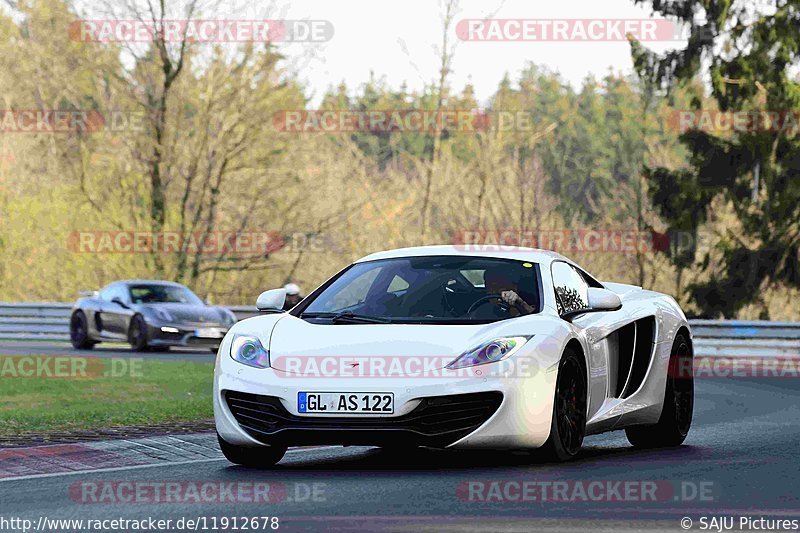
[69,280,237,352]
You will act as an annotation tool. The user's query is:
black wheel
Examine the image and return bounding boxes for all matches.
[626,333,694,448]
[217,433,286,468]
[128,314,150,352]
[210,347,220,354]
[69,311,95,349]
[539,347,587,461]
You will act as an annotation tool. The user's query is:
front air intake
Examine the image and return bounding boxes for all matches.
[225,390,503,448]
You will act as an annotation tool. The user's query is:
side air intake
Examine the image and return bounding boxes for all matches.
[618,316,656,399]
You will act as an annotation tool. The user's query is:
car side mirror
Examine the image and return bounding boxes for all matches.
[256,288,286,313]
[587,287,622,311]
[111,297,128,309]
[561,288,622,322]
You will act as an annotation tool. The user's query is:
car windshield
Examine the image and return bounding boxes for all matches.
[128,284,203,305]
[299,256,540,324]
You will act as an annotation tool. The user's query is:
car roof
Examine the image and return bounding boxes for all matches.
[112,280,187,287]
[355,245,571,265]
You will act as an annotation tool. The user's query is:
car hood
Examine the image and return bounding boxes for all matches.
[267,314,559,374]
[140,303,227,324]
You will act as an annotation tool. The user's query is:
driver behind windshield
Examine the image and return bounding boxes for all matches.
[484,269,535,316]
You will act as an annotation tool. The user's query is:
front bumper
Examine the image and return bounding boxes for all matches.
[214,337,563,450]
[147,323,228,348]
[224,390,503,447]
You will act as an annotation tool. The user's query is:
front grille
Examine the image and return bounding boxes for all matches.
[225,390,503,448]
[186,336,221,346]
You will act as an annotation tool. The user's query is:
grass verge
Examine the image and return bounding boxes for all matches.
[0,357,213,435]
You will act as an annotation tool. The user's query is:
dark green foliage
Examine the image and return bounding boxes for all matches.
[631,0,800,317]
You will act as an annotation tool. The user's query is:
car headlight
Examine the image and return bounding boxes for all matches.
[446,336,532,370]
[230,335,270,369]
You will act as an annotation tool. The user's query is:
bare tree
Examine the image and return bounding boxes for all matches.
[419,0,459,240]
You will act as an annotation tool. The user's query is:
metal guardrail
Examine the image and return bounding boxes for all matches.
[689,319,800,357]
[0,303,260,342]
[0,303,73,341]
[0,303,798,357]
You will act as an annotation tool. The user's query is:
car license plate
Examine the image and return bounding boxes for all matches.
[195,327,223,338]
[298,392,394,414]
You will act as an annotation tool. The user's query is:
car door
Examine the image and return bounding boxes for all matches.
[98,283,132,337]
[551,262,630,425]
[93,284,117,337]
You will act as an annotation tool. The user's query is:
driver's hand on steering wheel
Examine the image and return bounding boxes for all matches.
[500,290,535,314]
[500,290,521,305]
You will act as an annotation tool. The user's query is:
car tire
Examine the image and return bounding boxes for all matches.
[626,332,694,448]
[217,433,286,468]
[128,314,150,352]
[210,347,219,354]
[539,346,587,461]
[69,311,96,350]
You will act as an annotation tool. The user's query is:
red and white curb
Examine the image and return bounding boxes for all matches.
[0,433,222,480]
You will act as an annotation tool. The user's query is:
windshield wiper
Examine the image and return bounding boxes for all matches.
[300,311,391,324]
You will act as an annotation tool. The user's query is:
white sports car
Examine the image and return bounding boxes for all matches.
[214,245,693,466]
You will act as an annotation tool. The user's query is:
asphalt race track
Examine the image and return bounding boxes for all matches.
[1,344,798,533]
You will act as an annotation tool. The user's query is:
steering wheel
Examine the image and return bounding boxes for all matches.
[441,276,475,315]
[467,293,511,316]
[443,276,473,294]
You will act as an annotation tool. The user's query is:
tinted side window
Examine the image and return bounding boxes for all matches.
[574,266,604,288]
[387,275,409,293]
[113,284,130,303]
[551,262,589,315]
[98,284,115,301]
